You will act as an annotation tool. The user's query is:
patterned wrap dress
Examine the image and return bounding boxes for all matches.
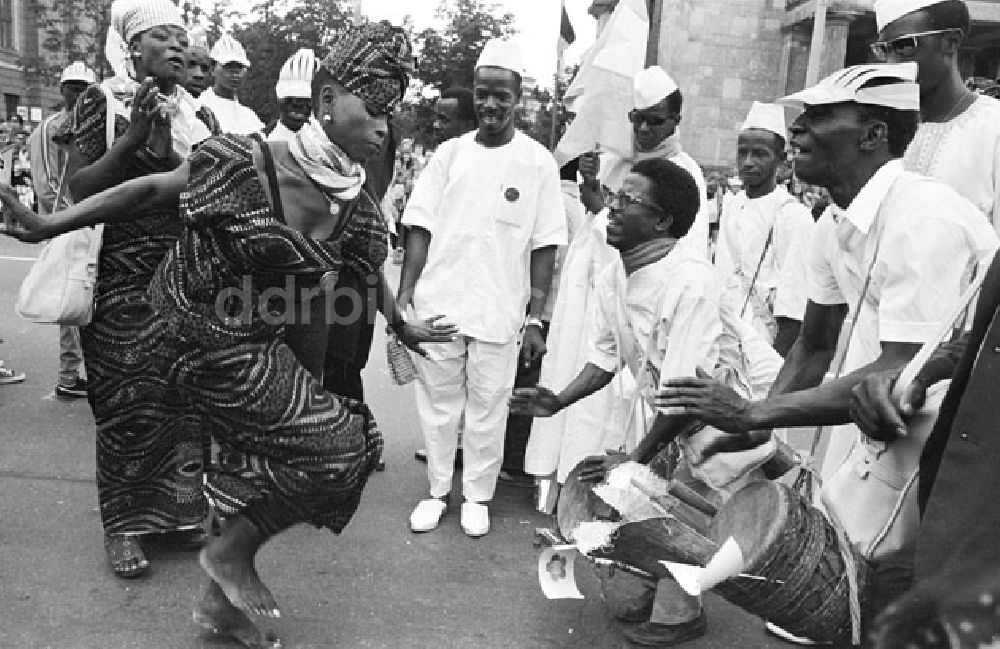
[147,134,386,536]
[70,85,219,535]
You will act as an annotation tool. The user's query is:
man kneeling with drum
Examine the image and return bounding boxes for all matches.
[510,157,782,647]
[655,63,997,639]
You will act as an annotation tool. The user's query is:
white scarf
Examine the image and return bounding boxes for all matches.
[289,117,366,201]
[100,78,209,160]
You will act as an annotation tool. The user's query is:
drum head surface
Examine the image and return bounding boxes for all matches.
[556,462,618,540]
[709,480,786,569]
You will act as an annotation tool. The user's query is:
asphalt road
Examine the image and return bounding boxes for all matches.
[0,237,787,649]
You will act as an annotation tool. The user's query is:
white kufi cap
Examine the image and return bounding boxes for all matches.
[210,34,251,67]
[276,49,317,100]
[188,25,209,51]
[777,63,920,111]
[60,61,96,84]
[475,39,525,76]
[875,0,948,32]
[633,66,679,110]
[741,101,786,139]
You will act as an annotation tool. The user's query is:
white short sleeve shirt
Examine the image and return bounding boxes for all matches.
[806,160,999,372]
[402,131,568,343]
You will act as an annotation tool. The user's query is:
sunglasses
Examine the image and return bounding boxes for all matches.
[607,190,663,213]
[869,28,961,60]
[628,110,673,127]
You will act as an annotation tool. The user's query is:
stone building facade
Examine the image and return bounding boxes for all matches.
[0,0,67,127]
[589,0,1000,171]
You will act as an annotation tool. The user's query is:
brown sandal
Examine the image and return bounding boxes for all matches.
[104,533,149,578]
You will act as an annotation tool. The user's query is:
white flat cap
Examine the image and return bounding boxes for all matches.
[875,0,948,32]
[741,101,786,139]
[276,49,317,100]
[210,34,251,67]
[60,61,96,84]
[633,66,678,110]
[777,63,920,111]
[476,39,525,76]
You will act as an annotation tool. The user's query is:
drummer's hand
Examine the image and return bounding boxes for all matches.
[578,451,628,483]
[509,386,563,418]
[0,183,48,243]
[654,368,753,434]
[850,368,926,443]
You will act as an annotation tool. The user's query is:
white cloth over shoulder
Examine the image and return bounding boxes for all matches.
[402,131,567,344]
[198,88,264,135]
[903,95,1000,233]
[267,122,297,143]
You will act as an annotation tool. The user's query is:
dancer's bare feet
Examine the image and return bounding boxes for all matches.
[199,515,280,618]
[193,581,282,648]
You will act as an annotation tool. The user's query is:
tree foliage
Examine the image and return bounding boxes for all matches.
[414,0,516,90]
[231,0,354,126]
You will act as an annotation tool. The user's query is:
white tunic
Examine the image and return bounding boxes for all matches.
[402,131,567,344]
[808,160,998,473]
[903,95,1000,230]
[266,121,297,143]
[198,88,264,135]
[714,186,814,324]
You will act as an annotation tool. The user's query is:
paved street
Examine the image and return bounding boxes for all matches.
[0,237,786,648]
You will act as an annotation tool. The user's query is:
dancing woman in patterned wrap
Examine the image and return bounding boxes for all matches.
[1,21,455,648]
[61,0,220,579]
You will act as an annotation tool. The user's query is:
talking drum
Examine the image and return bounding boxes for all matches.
[710,480,869,645]
[556,462,718,579]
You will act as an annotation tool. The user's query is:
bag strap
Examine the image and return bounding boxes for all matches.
[740,226,774,318]
[256,136,286,224]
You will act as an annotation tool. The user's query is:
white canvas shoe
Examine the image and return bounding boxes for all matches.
[460,502,490,538]
[409,498,447,532]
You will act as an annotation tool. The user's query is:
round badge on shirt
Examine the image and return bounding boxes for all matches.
[505,187,520,203]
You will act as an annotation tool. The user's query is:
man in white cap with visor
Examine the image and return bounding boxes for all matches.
[714,101,814,357]
[872,0,1000,230]
[27,60,97,398]
[399,38,566,538]
[199,34,264,135]
[267,48,316,143]
[655,62,997,634]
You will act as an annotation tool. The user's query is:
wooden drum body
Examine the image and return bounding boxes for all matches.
[710,480,868,645]
[556,463,718,579]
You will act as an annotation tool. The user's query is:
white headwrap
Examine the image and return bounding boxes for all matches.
[875,0,948,32]
[106,0,186,80]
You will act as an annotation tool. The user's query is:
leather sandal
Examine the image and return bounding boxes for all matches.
[104,533,149,578]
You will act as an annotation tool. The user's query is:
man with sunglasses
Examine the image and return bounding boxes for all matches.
[581,66,709,258]
[873,0,1000,229]
[512,158,783,647]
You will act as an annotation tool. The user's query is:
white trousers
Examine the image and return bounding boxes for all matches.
[413,335,520,502]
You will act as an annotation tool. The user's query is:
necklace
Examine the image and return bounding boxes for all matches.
[939,91,975,123]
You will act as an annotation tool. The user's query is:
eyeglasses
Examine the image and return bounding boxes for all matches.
[628,110,672,127]
[607,190,663,213]
[869,28,961,60]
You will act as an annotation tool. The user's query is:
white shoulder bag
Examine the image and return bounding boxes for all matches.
[15,85,112,326]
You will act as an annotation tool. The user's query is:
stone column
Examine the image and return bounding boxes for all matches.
[818,12,858,79]
[780,24,812,96]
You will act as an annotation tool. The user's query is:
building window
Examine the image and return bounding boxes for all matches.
[5,93,19,119]
[0,0,13,50]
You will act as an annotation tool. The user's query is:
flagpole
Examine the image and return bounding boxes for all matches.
[548,61,562,151]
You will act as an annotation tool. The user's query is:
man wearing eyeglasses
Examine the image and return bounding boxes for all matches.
[873,0,1000,230]
[512,157,782,647]
[581,66,710,259]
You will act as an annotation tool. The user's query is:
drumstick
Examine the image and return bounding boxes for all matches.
[628,478,673,518]
[668,482,718,518]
